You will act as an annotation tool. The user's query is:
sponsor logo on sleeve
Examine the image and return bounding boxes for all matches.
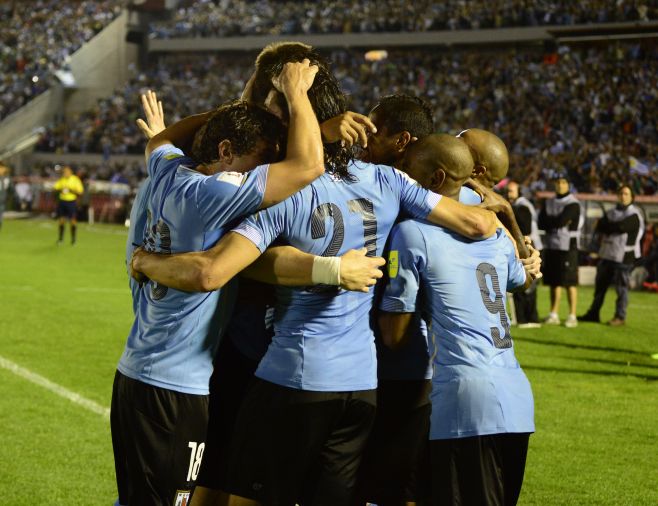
[216,171,247,187]
[388,250,399,278]
[164,153,183,160]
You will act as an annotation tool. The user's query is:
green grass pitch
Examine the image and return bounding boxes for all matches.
[1,218,657,505]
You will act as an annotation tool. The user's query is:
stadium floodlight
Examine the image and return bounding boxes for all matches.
[365,50,388,62]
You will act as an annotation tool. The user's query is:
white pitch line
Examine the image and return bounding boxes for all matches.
[0,285,34,291]
[0,355,110,419]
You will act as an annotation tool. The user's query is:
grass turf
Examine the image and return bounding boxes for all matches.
[0,218,657,505]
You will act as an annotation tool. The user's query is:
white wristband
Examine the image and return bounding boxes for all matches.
[311,256,341,286]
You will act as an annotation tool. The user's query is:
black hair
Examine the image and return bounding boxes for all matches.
[251,43,352,180]
[371,94,434,139]
[191,100,285,165]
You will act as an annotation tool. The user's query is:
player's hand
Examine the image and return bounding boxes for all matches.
[469,178,512,216]
[339,248,385,293]
[272,59,319,97]
[136,90,166,139]
[320,112,377,148]
[521,240,542,281]
[130,246,149,285]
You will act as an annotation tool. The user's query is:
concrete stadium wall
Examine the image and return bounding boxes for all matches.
[65,10,139,115]
[0,87,63,156]
[148,21,658,52]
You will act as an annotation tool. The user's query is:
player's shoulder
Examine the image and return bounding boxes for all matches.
[390,219,428,246]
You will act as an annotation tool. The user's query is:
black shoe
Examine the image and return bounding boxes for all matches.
[577,313,600,323]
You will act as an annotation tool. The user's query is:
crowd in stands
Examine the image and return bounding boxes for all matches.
[149,0,658,39]
[0,0,122,121]
[36,40,658,196]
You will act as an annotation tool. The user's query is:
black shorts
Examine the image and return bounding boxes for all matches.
[225,378,377,506]
[428,433,530,506]
[56,200,77,219]
[195,334,260,490]
[355,379,432,504]
[110,371,209,506]
[542,249,579,287]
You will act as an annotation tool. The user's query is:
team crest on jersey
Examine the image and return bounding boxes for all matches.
[173,490,190,506]
[388,250,399,278]
[216,171,246,187]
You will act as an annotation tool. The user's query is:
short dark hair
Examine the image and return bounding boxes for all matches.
[251,43,352,180]
[618,184,635,201]
[371,94,434,139]
[191,100,284,165]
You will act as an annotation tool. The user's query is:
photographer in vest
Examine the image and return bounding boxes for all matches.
[579,185,644,326]
[538,173,583,328]
[508,181,543,328]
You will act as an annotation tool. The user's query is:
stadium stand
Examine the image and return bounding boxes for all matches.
[0,0,123,121]
[148,0,658,38]
[34,40,658,196]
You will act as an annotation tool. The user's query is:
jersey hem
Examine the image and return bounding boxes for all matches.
[116,364,210,395]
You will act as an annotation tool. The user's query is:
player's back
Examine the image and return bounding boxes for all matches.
[119,145,267,395]
[387,220,534,438]
[235,160,439,392]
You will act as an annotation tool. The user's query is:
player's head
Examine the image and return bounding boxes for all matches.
[62,165,73,177]
[552,171,570,195]
[400,133,473,197]
[191,100,285,174]
[361,94,434,166]
[617,184,634,206]
[244,41,352,179]
[507,180,520,202]
[456,128,509,188]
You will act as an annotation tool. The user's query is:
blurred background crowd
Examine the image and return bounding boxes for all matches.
[32,40,658,197]
[149,0,658,38]
[0,0,123,121]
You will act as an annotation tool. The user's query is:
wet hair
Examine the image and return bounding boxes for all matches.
[251,42,352,180]
[191,100,285,165]
[371,94,434,139]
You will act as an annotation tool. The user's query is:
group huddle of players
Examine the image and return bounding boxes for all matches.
[114,42,542,506]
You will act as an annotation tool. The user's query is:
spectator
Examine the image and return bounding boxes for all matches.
[580,185,645,325]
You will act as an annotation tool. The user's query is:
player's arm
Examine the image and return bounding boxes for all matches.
[132,242,385,293]
[427,197,497,240]
[259,59,324,209]
[145,101,212,161]
[320,111,377,148]
[72,177,84,196]
[132,232,263,292]
[378,221,425,350]
[242,245,385,292]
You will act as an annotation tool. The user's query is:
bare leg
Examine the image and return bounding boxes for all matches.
[567,286,578,316]
[226,494,261,506]
[550,286,562,314]
[190,487,230,506]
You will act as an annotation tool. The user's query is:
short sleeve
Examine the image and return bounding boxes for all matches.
[386,167,442,220]
[505,234,527,291]
[231,199,290,253]
[196,164,269,230]
[380,221,427,313]
[147,144,186,178]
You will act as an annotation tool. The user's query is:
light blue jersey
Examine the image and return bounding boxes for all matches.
[458,185,482,205]
[376,185,482,381]
[381,220,534,439]
[233,160,441,391]
[118,144,269,395]
[125,177,152,314]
